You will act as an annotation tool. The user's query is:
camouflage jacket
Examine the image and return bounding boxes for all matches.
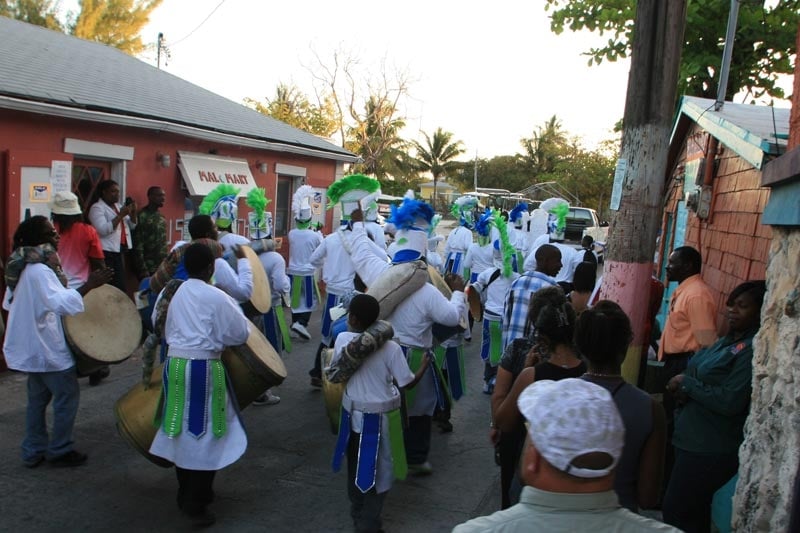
[133,208,167,278]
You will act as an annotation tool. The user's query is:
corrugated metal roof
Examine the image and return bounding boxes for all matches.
[0,16,355,160]
[674,95,790,169]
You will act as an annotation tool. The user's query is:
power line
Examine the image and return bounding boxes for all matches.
[168,0,226,48]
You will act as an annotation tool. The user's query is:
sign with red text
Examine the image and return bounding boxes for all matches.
[177,151,258,197]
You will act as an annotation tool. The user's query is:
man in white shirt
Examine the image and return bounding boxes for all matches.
[287,185,323,340]
[149,242,251,528]
[3,216,112,468]
[88,179,135,293]
[349,200,466,475]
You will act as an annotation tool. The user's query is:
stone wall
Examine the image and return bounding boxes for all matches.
[733,227,800,531]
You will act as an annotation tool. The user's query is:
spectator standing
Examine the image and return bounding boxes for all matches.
[2,216,112,468]
[578,300,667,512]
[88,180,136,293]
[454,379,681,532]
[662,281,767,533]
[133,186,167,279]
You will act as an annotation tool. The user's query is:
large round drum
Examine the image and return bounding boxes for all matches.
[241,245,272,314]
[428,266,452,299]
[321,347,345,435]
[64,284,142,376]
[114,366,173,468]
[222,322,287,409]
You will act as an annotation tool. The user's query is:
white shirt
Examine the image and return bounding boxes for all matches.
[349,223,465,349]
[463,242,494,278]
[445,226,473,255]
[287,228,323,275]
[310,230,357,295]
[214,257,253,303]
[524,241,581,284]
[473,267,520,317]
[88,200,134,252]
[259,251,290,303]
[365,221,386,251]
[161,278,250,353]
[2,264,84,372]
[218,232,250,254]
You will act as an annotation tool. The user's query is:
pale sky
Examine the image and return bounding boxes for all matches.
[57,1,793,159]
[61,0,632,159]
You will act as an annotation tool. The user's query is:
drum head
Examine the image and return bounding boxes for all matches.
[428,266,452,299]
[222,322,287,408]
[467,286,483,321]
[64,284,142,364]
[242,245,272,314]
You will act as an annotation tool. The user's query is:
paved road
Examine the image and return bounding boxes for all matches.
[0,307,500,532]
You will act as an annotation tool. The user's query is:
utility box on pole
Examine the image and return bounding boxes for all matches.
[600,0,688,383]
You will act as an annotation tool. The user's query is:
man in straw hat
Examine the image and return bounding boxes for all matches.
[453,379,681,532]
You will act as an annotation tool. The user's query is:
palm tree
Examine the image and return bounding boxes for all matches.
[412,128,465,211]
[518,115,568,179]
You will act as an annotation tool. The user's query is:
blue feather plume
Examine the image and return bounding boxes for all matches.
[389,197,434,230]
[474,209,494,236]
[509,203,529,223]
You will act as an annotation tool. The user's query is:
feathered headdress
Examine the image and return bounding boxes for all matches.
[388,190,434,263]
[326,174,382,220]
[540,197,570,240]
[493,209,515,278]
[246,187,272,239]
[292,185,315,224]
[509,203,529,227]
[450,195,479,226]
[198,184,240,230]
[474,209,494,238]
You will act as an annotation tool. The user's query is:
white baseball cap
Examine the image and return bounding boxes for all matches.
[517,378,624,478]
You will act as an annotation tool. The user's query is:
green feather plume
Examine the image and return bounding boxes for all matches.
[246,188,270,223]
[326,174,381,206]
[493,209,514,278]
[198,184,240,216]
[551,203,569,232]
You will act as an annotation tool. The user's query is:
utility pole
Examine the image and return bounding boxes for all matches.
[599,0,687,383]
[473,150,478,192]
[157,32,164,69]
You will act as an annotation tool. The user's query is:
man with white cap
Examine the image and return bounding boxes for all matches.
[453,379,680,532]
[287,185,323,340]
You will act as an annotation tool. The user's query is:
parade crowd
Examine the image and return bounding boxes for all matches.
[1,174,765,533]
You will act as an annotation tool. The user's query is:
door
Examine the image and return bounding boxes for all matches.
[656,201,689,328]
[72,159,112,214]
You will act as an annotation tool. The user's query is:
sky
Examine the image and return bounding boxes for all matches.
[58,0,789,160]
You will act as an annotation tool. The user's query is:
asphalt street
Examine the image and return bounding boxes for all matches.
[0,308,501,532]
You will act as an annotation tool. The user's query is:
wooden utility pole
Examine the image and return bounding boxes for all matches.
[599,0,687,383]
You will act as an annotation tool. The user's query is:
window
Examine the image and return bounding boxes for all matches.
[274,176,292,237]
[72,160,111,214]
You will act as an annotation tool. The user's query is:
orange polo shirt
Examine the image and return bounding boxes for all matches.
[658,274,717,360]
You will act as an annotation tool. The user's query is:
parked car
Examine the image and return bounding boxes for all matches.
[564,207,608,243]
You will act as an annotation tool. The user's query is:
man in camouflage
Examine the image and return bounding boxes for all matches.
[134,186,168,279]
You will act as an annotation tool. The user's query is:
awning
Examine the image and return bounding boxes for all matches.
[177,151,257,197]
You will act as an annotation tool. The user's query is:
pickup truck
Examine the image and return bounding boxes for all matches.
[564,207,606,242]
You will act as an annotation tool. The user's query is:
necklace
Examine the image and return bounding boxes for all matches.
[583,372,623,379]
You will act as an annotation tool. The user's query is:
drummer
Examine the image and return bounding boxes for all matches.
[287,186,323,341]
[149,242,250,527]
[3,216,113,468]
[348,195,466,476]
[443,195,477,277]
[198,184,250,253]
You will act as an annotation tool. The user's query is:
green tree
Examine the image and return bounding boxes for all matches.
[548,139,616,219]
[411,128,466,212]
[450,155,531,192]
[346,96,410,179]
[71,0,162,55]
[519,115,569,178]
[544,0,798,100]
[1,0,62,30]
[244,83,338,138]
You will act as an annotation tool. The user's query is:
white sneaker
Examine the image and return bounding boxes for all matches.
[291,322,311,340]
[253,390,280,406]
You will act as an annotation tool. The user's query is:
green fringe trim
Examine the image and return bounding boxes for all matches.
[210,360,227,437]
[493,209,514,278]
[163,358,187,437]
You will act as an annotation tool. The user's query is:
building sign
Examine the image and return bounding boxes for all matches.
[50,160,72,194]
[177,151,257,197]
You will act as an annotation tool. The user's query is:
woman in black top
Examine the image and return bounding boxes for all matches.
[491,286,586,508]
